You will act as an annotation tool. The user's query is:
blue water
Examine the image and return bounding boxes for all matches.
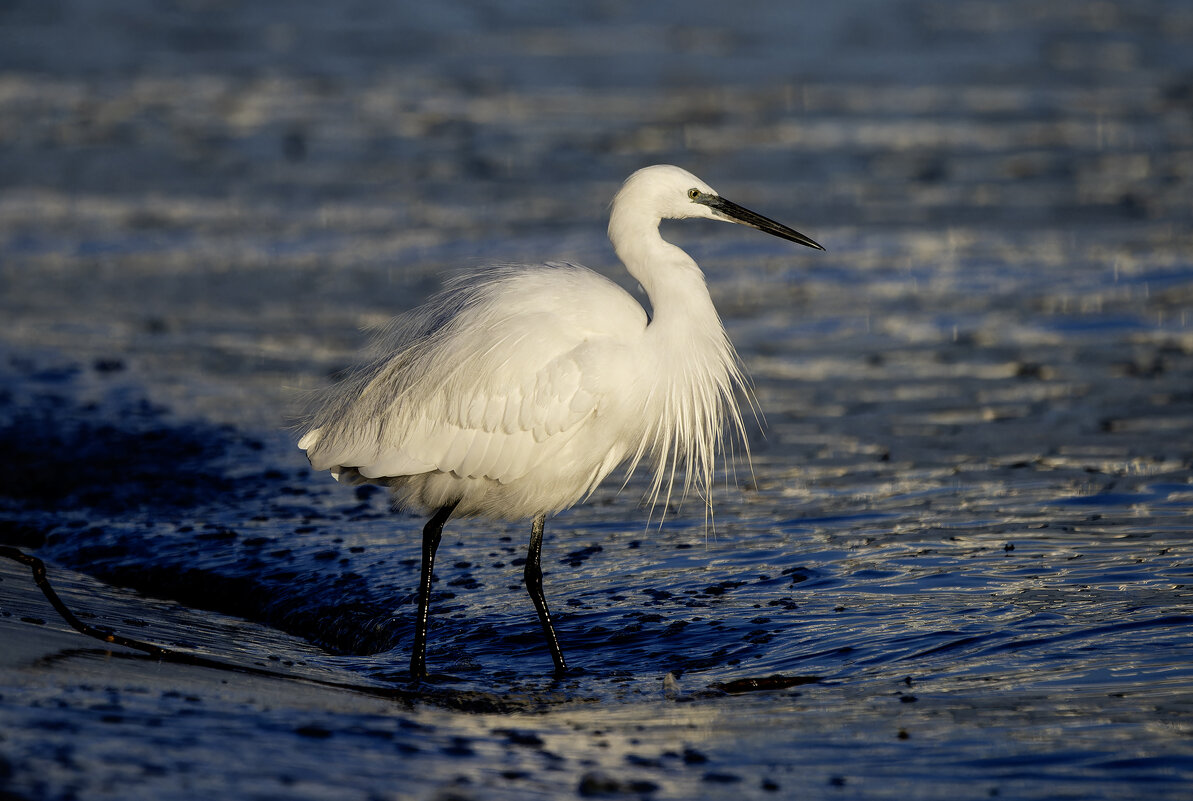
[2,1,1193,799]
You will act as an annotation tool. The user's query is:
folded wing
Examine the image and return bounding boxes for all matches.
[300,264,644,486]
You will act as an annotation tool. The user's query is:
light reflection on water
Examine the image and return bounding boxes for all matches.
[2,0,1193,797]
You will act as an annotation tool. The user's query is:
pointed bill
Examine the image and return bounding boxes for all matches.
[697,194,825,251]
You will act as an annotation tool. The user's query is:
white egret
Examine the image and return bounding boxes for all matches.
[298,165,823,678]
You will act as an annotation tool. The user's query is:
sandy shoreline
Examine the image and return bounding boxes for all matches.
[3,1,1192,798]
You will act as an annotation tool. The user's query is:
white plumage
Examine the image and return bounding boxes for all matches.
[298,165,823,677]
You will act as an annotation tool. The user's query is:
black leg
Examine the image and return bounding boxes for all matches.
[525,514,568,677]
[410,503,456,679]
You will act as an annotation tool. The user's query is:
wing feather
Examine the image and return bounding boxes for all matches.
[483,394,505,432]
[438,426,476,473]
[456,428,495,478]
[358,449,436,478]
[501,387,523,433]
[484,429,523,479]
[299,263,648,491]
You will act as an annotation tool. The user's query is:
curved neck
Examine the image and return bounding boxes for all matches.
[609,207,719,333]
[606,195,748,519]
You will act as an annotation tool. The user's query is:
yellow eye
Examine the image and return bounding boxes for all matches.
[687,188,700,200]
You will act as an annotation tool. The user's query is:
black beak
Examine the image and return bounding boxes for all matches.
[698,194,825,251]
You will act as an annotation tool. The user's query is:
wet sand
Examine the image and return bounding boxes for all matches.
[2,1,1192,799]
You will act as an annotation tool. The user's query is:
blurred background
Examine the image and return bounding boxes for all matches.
[2,0,1190,426]
[1,2,1192,800]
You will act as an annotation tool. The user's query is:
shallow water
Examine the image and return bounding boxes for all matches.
[2,1,1193,799]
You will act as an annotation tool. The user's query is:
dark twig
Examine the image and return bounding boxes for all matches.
[0,546,573,712]
[0,545,170,658]
[0,545,412,698]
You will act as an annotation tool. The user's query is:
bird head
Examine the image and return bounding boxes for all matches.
[615,165,824,251]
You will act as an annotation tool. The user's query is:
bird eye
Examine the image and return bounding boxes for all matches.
[687,188,700,200]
